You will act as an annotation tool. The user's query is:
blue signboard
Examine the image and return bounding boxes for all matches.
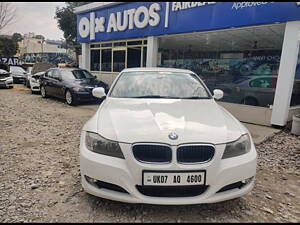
[76,2,300,43]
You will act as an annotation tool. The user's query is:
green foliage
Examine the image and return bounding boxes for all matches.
[55,2,92,44]
[0,36,17,56]
[12,33,23,42]
[0,61,9,71]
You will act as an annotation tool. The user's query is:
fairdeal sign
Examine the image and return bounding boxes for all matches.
[77,2,300,43]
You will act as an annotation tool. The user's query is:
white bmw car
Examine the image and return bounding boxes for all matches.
[80,67,257,205]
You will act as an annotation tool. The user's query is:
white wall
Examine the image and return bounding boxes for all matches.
[271,21,300,126]
[146,36,158,67]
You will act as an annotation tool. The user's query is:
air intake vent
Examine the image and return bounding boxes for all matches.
[177,145,215,163]
[136,185,208,197]
[132,144,172,163]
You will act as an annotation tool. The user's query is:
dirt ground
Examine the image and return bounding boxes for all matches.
[0,85,299,222]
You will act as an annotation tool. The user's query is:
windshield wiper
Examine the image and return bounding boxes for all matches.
[132,95,178,99]
[180,96,210,99]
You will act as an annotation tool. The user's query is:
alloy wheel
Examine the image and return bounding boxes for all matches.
[66,91,73,105]
[41,86,46,98]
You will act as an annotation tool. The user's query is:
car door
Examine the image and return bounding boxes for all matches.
[43,69,54,96]
[246,77,275,107]
[51,69,65,99]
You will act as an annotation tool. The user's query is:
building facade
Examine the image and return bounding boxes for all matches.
[17,34,67,56]
[75,2,300,127]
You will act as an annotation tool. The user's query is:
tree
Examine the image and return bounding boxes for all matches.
[0,61,9,71]
[55,2,92,65]
[0,2,16,33]
[12,32,23,42]
[0,36,17,56]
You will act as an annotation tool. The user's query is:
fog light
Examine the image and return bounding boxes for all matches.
[242,176,254,185]
[85,175,98,184]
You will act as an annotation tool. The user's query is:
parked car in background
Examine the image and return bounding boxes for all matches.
[30,71,44,94]
[80,67,257,205]
[0,69,13,89]
[39,67,109,105]
[9,65,28,84]
[216,75,278,107]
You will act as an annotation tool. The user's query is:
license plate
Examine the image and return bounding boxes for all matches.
[143,170,206,186]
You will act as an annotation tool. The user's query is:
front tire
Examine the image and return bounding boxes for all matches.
[40,85,48,98]
[26,80,31,88]
[65,90,77,106]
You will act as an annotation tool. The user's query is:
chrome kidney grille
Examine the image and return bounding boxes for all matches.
[177,144,215,163]
[132,144,172,163]
[132,143,215,164]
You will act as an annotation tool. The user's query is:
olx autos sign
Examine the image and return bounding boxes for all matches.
[78,3,162,40]
[77,2,300,43]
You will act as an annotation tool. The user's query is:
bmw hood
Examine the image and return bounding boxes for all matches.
[93,98,246,145]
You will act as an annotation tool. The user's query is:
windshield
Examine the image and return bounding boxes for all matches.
[10,66,25,73]
[110,71,211,99]
[61,69,95,80]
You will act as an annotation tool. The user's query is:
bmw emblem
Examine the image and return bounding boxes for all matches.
[168,132,178,140]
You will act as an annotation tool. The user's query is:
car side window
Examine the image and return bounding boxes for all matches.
[45,70,53,78]
[52,70,61,80]
[250,78,272,88]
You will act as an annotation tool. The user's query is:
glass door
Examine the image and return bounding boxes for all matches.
[113,48,126,72]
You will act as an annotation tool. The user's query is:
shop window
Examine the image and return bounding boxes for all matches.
[91,44,100,48]
[290,42,300,106]
[113,50,125,72]
[114,41,126,47]
[127,47,141,68]
[143,47,147,67]
[158,24,285,108]
[128,40,143,45]
[90,49,100,71]
[102,43,112,47]
[101,49,112,72]
[90,39,146,73]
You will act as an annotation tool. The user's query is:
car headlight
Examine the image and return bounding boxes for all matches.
[85,131,125,159]
[222,134,251,159]
[31,78,38,83]
[73,87,86,92]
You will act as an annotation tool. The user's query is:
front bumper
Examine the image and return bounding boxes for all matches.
[73,91,100,102]
[80,132,257,205]
[0,78,13,88]
[30,80,40,91]
[13,76,25,83]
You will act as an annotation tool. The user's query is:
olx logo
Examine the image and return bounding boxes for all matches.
[78,3,161,40]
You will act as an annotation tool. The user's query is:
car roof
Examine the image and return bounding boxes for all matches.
[121,67,194,74]
[56,67,78,71]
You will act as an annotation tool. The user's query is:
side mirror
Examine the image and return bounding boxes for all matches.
[213,89,224,100]
[92,87,106,99]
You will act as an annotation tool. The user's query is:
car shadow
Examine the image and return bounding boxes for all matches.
[39,95,103,106]
[84,192,250,222]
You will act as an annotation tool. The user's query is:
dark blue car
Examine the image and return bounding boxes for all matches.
[39,67,109,106]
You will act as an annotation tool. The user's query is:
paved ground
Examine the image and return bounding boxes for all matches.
[242,123,281,145]
[0,85,299,222]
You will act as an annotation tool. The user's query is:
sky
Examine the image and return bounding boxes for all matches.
[2,2,67,40]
